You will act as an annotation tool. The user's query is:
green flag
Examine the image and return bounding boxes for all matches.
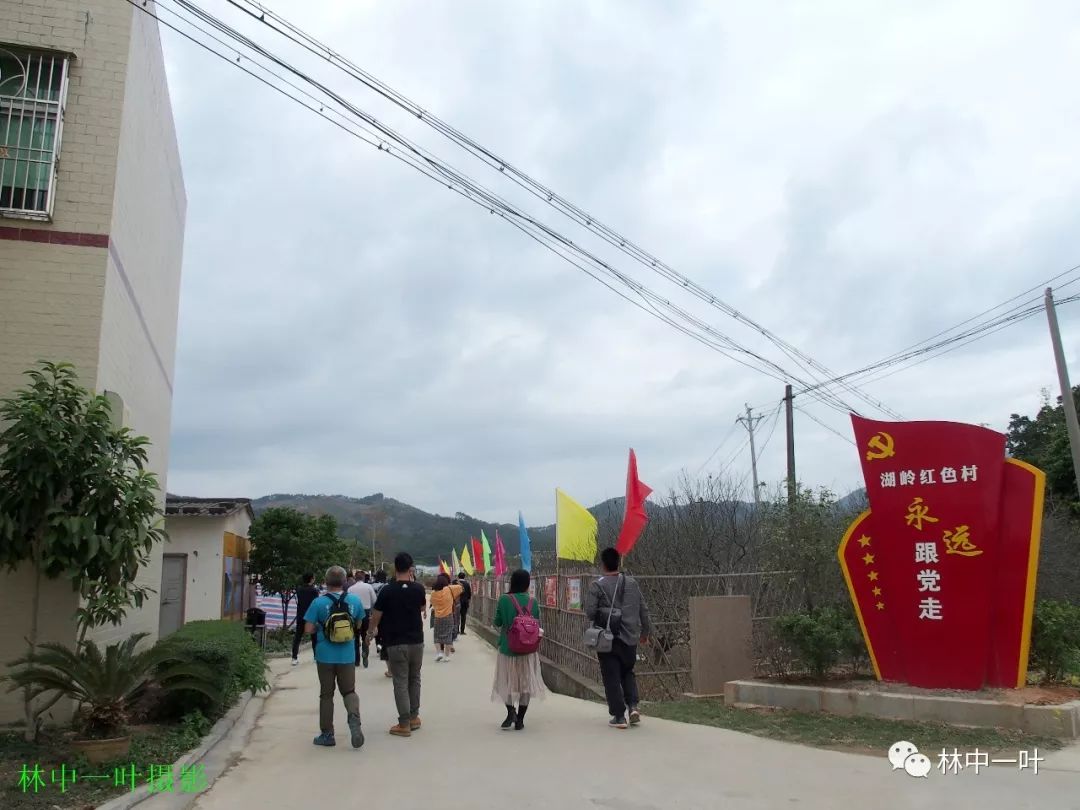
[480,530,493,575]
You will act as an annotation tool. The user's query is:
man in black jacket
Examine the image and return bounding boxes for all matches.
[292,573,319,666]
[456,573,472,635]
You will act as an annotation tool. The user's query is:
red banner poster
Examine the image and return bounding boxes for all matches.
[544,576,558,608]
[841,416,1045,691]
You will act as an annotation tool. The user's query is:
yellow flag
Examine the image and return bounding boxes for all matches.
[460,544,475,576]
[556,488,598,562]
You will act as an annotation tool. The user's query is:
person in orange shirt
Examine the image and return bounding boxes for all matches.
[430,573,463,662]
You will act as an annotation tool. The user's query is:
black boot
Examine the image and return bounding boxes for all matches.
[514,704,528,730]
[501,705,515,730]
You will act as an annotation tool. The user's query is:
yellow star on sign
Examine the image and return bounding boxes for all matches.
[868,571,879,582]
[876,601,885,611]
[872,587,882,597]
[857,535,872,548]
[862,553,875,565]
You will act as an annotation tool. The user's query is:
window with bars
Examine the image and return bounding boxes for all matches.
[0,46,69,220]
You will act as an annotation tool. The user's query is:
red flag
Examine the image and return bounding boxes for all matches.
[438,557,449,576]
[615,448,653,555]
[471,537,485,574]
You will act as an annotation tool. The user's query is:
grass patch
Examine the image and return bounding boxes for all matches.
[647,699,1064,755]
[0,712,211,809]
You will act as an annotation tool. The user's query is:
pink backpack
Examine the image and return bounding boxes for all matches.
[507,596,541,654]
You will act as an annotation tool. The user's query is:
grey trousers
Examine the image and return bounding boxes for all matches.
[316,662,360,734]
[387,643,424,724]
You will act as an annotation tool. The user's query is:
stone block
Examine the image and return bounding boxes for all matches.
[763,684,823,713]
[821,688,857,716]
[689,596,753,695]
[728,680,770,707]
[1023,702,1080,738]
[853,690,915,721]
[723,681,738,705]
[912,696,1023,728]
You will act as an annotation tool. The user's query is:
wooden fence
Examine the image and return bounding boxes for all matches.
[469,567,799,700]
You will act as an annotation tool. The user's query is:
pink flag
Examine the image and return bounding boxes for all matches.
[616,448,653,556]
[494,530,508,577]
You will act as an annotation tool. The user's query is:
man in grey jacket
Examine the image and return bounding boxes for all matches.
[584,547,653,729]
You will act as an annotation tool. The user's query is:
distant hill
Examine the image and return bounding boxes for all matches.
[251,490,860,565]
[251,493,558,565]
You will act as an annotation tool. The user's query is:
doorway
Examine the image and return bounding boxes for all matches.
[159,554,187,638]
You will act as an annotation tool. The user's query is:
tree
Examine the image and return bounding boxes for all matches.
[0,362,166,740]
[1008,386,1080,506]
[248,507,349,627]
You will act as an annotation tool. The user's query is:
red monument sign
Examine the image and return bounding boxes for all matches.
[838,416,1045,690]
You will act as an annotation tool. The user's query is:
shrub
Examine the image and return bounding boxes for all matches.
[153,621,269,720]
[1031,600,1080,682]
[774,605,862,679]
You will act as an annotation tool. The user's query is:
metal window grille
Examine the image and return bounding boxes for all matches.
[0,46,69,220]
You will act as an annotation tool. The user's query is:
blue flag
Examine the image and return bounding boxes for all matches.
[518,511,532,572]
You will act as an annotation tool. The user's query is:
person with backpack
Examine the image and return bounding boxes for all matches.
[302,565,366,749]
[491,568,545,730]
[584,547,653,730]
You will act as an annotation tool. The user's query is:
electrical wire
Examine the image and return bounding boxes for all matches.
[153,0,899,418]
[136,0,870,415]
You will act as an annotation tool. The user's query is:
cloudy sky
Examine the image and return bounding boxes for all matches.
[162,0,1080,523]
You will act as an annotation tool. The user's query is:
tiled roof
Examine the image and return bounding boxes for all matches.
[165,495,254,519]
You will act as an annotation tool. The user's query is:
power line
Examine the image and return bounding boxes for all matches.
[169,0,900,419]
[138,0,871,416]
[795,405,857,446]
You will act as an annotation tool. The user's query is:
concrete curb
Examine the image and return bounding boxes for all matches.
[95,663,289,810]
[723,680,1080,738]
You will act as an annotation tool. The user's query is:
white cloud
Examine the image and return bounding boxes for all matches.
[164,0,1080,523]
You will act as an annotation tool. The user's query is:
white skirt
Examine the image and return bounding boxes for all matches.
[490,651,547,705]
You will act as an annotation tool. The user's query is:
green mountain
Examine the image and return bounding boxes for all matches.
[251,492,563,565]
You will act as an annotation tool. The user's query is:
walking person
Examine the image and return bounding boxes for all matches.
[491,569,545,730]
[291,573,320,666]
[584,547,653,730]
[366,552,427,737]
[302,566,365,748]
[348,573,378,668]
[457,573,472,635]
[430,573,462,662]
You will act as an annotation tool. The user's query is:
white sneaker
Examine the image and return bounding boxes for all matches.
[435,653,444,662]
[291,658,299,667]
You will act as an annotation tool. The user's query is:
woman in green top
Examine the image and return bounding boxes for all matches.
[491,569,546,730]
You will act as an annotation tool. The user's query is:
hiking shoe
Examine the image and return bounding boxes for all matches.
[629,709,641,726]
[362,650,369,668]
[313,732,336,746]
[347,715,364,749]
[389,724,412,737]
[409,717,422,731]
[609,716,629,730]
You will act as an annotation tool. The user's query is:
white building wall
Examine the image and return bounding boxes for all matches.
[162,512,252,624]
[90,2,186,649]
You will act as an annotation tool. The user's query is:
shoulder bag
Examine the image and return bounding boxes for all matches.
[583,574,623,654]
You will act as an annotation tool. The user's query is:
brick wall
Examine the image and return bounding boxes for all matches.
[0,1,187,718]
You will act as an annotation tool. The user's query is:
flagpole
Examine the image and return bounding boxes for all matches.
[555,488,560,603]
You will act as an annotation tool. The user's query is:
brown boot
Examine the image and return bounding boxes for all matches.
[409,717,422,731]
[389,723,412,737]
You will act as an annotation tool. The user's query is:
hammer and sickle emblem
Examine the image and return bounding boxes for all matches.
[866,431,895,461]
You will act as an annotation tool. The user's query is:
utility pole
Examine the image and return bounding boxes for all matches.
[1044,287,1080,502]
[784,384,796,506]
[736,404,765,504]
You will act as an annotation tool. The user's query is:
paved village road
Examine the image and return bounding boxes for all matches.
[180,632,1079,810]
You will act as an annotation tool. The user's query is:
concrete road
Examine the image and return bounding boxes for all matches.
[187,633,1080,810]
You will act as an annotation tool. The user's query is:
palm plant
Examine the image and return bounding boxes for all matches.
[3,633,220,739]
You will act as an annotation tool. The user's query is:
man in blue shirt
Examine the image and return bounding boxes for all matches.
[304,565,365,748]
